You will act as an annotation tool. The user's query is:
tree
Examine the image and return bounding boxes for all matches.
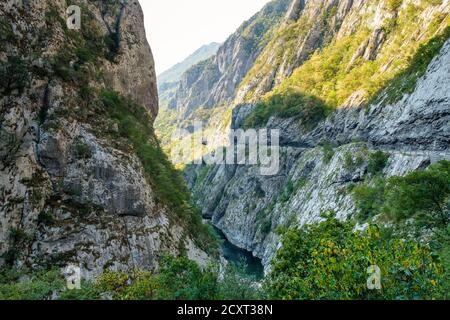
[384,161,450,229]
[265,215,446,300]
[0,56,29,95]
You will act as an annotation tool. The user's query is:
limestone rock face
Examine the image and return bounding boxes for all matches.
[235,0,411,104]
[0,0,207,278]
[101,1,159,118]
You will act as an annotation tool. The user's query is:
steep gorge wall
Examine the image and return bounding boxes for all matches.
[0,0,207,278]
[186,38,450,270]
[180,0,450,272]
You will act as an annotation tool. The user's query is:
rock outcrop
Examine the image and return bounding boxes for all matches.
[0,0,207,278]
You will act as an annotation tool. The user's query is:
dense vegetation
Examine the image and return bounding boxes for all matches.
[351,161,450,296]
[244,90,330,129]
[352,161,450,229]
[0,255,261,300]
[266,215,447,300]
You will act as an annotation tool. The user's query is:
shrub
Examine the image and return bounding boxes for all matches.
[0,269,65,300]
[0,17,14,46]
[343,151,364,171]
[95,255,261,300]
[352,161,450,228]
[73,139,92,160]
[386,0,403,11]
[218,261,262,300]
[260,218,272,235]
[0,56,30,95]
[368,151,389,175]
[244,91,329,129]
[384,161,450,229]
[2,228,33,266]
[58,281,101,300]
[320,141,335,164]
[352,178,386,221]
[265,216,446,300]
[38,210,55,226]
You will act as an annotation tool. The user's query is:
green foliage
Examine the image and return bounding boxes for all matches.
[386,0,403,11]
[51,4,111,83]
[240,0,291,54]
[217,260,263,300]
[384,161,450,229]
[0,56,30,95]
[352,161,450,229]
[343,151,365,171]
[352,178,386,221]
[0,268,101,300]
[368,151,390,175]
[373,26,450,105]
[95,255,261,300]
[320,141,335,164]
[95,270,155,300]
[2,228,33,266]
[0,269,65,300]
[104,33,121,62]
[260,218,272,236]
[38,210,55,226]
[0,16,14,47]
[73,139,92,159]
[279,180,295,203]
[58,281,101,300]
[244,90,329,129]
[265,216,446,300]
[143,255,219,300]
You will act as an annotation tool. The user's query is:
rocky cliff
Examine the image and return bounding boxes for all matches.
[173,0,450,272]
[171,0,291,118]
[0,0,208,278]
[186,37,450,270]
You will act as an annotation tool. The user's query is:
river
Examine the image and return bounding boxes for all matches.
[213,226,264,280]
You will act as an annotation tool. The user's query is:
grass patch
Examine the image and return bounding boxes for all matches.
[244,90,330,129]
[372,26,450,105]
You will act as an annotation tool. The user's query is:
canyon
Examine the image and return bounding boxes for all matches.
[0,0,449,287]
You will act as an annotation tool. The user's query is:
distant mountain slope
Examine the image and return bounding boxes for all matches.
[157,43,220,112]
[158,42,221,86]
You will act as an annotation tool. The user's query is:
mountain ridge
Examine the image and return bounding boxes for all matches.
[158,42,221,86]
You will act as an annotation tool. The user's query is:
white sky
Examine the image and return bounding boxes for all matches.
[139,0,272,75]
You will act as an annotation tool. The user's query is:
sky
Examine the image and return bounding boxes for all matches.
[139,0,272,75]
